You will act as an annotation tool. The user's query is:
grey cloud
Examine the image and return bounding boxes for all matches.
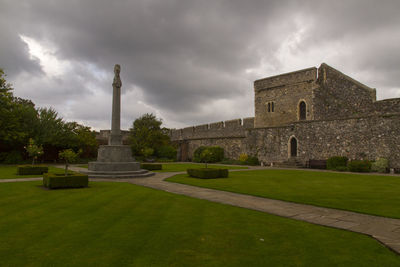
[0,0,399,129]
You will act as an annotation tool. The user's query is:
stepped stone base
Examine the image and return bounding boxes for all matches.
[87,144,153,178]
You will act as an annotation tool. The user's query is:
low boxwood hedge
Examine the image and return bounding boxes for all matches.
[140,163,162,171]
[187,168,229,179]
[43,173,89,189]
[17,165,48,175]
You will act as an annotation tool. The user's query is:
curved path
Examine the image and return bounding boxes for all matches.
[3,166,400,254]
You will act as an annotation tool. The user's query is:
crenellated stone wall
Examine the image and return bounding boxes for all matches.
[168,63,400,168]
[170,117,254,141]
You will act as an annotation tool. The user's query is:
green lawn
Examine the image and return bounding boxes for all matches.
[78,163,247,172]
[0,165,71,179]
[0,181,399,266]
[166,169,400,219]
[156,163,247,172]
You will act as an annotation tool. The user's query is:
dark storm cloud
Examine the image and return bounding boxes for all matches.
[0,0,399,129]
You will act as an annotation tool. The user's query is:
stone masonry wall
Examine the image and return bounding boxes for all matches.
[246,114,400,168]
[254,67,318,128]
[313,63,377,120]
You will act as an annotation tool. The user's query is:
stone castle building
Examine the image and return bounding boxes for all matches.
[170,63,400,168]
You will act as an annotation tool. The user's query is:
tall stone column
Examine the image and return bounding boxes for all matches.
[109,64,122,145]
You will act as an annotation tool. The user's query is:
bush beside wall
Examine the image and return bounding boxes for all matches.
[193,146,224,163]
[348,160,371,173]
[327,156,348,171]
[140,163,162,171]
[371,158,389,173]
[17,165,48,175]
[187,168,229,179]
[43,173,88,189]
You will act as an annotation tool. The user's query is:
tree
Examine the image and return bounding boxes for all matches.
[129,113,170,157]
[59,149,79,176]
[200,148,213,168]
[25,138,43,165]
[0,69,38,152]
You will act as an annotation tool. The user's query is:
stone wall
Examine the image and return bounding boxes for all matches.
[170,117,254,141]
[313,63,377,120]
[246,114,400,168]
[254,67,317,128]
[169,63,400,168]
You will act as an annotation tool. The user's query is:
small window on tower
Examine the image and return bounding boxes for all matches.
[271,102,275,112]
[267,102,271,112]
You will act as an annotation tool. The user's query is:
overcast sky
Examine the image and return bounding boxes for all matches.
[1,0,399,130]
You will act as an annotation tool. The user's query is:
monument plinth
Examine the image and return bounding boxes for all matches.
[87,65,153,178]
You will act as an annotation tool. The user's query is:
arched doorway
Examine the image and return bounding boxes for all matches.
[290,137,297,157]
[299,101,306,120]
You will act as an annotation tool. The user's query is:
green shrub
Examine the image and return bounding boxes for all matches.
[193,146,207,163]
[156,158,175,162]
[246,156,260,166]
[43,173,88,189]
[187,168,229,179]
[371,158,389,173]
[156,145,177,160]
[348,160,371,173]
[239,153,249,163]
[17,165,48,175]
[140,163,162,171]
[327,156,348,170]
[335,166,348,172]
[2,151,23,164]
[193,146,224,163]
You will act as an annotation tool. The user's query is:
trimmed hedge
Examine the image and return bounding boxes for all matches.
[348,160,371,173]
[327,156,348,170]
[43,173,88,189]
[140,163,162,171]
[187,168,228,179]
[17,165,48,175]
[193,146,224,163]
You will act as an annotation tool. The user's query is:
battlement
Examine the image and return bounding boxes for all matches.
[254,67,317,91]
[170,117,254,141]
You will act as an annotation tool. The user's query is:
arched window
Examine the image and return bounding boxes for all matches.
[271,102,274,112]
[267,102,271,112]
[299,101,306,120]
[290,137,298,157]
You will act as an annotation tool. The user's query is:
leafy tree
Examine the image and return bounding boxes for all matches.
[59,149,79,176]
[200,148,213,168]
[25,138,43,165]
[0,69,37,152]
[129,113,170,157]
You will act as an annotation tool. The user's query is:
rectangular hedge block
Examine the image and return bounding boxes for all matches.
[43,173,89,189]
[140,163,162,171]
[187,168,229,179]
[17,165,49,175]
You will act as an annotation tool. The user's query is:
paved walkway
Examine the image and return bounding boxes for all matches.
[3,166,400,254]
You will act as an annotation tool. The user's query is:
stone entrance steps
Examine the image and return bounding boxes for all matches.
[273,158,304,168]
[85,169,155,179]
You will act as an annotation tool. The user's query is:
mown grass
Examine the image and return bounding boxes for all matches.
[0,165,72,179]
[77,163,247,172]
[0,181,399,266]
[166,169,400,218]
[155,163,247,172]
